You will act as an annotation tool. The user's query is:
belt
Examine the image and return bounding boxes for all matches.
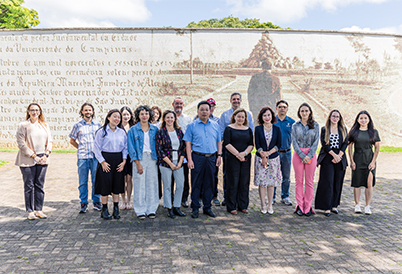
[192,151,217,158]
[278,148,291,153]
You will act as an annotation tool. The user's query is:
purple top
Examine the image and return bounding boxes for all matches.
[93,125,128,163]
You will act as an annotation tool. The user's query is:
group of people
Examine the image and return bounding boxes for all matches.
[15,93,381,221]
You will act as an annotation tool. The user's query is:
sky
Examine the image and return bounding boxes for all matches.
[23,0,402,35]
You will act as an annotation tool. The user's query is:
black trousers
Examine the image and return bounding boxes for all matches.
[315,154,345,210]
[20,164,48,212]
[225,154,251,212]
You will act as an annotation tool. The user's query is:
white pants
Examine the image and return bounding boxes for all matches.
[132,153,159,216]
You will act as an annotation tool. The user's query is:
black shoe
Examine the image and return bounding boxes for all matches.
[221,200,226,206]
[137,214,146,220]
[324,212,331,217]
[305,209,313,217]
[191,210,199,219]
[295,207,303,216]
[112,204,120,219]
[331,208,339,214]
[101,208,112,220]
[167,208,176,219]
[181,201,189,208]
[148,213,156,219]
[203,208,216,218]
[173,207,186,217]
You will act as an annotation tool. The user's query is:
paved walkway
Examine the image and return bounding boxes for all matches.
[0,152,402,273]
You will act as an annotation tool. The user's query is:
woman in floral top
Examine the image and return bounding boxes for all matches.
[155,110,187,218]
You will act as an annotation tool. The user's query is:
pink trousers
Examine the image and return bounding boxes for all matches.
[292,148,317,214]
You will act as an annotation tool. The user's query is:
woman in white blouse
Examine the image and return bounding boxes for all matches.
[15,103,52,220]
[93,109,127,220]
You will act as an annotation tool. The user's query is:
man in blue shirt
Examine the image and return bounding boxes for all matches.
[184,101,222,219]
[218,92,254,206]
[69,103,102,213]
[274,100,295,205]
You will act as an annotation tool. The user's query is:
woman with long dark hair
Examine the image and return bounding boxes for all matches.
[254,107,281,215]
[155,110,187,218]
[120,106,135,210]
[93,109,127,220]
[315,110,348,216]
[291,103,319,216]
[16,103,52,220]
[127,105,159,219]
[348,110,380,215]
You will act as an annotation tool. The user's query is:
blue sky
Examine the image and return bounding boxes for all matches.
[25,0,402,34]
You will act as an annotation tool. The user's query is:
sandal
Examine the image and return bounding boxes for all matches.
[119,202,127,210]
[241,209,248,214]
[126,202,133,210]
[230,210,238,215]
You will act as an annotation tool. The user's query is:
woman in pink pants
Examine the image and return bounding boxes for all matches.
[291,103,319,216]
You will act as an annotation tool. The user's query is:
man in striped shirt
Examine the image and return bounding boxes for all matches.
[69,103,102,213]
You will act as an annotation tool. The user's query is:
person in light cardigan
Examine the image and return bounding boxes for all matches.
[15,103,52,220]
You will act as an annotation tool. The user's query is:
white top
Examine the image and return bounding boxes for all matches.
[168,130,180,161]
[143,130,152,153]
[177,113,192,133]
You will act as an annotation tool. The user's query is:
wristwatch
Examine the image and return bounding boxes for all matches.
[217,153,223,157]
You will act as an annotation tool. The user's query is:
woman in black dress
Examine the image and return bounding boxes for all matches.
[223,108,254,215]
[348,111,380,215]
[314,110,348,216]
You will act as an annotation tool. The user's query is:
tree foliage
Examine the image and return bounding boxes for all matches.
[0,0,39,29]
[186,16,281,29]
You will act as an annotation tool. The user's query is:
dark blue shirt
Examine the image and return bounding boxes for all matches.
[275,115,295,150]
[183,118,222,154]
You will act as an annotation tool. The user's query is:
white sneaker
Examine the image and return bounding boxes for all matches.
[27,212,35,220]
[364,205,372,215]
[354,204,362,213]
[35,211,47,219]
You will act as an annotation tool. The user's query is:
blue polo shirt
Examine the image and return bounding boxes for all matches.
[275,115,295,150]
[183,118,222,154]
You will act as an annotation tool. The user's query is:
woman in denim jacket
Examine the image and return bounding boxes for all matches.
[291,103,319,217]
[127,105,159,220]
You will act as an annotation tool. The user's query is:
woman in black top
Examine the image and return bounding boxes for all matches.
[223,108,254,215]
[314,110,348,216]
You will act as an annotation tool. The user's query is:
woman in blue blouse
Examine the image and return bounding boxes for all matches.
[155,110,186,218]
[94,109,127,220]
[127,106,159,220]
[291,103,319,217]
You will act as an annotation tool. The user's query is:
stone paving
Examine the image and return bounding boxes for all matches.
[0,152,402,274]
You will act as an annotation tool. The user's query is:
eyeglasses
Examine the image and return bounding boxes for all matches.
[29,109,40,113]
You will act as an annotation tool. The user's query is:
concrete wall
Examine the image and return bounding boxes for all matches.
[1,28,402,147]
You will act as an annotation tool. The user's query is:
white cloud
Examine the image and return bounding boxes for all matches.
[341,25,402,35]
[225,0,391,24]
[25,0,151,28]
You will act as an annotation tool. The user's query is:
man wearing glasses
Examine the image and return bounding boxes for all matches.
[273,100,295,205]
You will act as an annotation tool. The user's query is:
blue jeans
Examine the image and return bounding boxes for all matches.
[274,150,292,200]
[78,158,100,205]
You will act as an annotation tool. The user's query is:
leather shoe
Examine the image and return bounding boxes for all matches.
[331,208,339,214]
[221,200,226,206]
[305,209,313,217]
[167,208,176,219]
[191,210,199,219]
[181,201,189,208]
[113,204,120,219]
[203,208,216,218]
[101,208,112,220]
[324,212,331,217]
[295,207,303,216]
[173,207,186,217]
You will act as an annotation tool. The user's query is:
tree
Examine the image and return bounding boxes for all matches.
[0,0,39,29]
[186,16,281,29]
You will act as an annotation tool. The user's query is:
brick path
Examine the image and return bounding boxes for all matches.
[0,152,402,273]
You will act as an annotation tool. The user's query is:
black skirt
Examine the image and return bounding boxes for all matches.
[123,155,132,176]
[95,152,125,196]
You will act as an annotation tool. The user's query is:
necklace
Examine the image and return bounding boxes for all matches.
[263,124,272,131]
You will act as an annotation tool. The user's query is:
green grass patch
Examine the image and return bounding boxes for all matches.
[0,160,9,167]
[379,146,402,153]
